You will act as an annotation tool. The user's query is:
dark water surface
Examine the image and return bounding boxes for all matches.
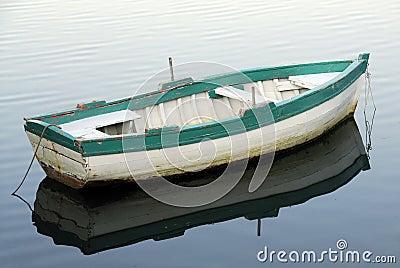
[1,0,399,267]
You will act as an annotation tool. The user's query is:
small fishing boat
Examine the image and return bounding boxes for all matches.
[32,118,370,254]
[24,53,370,188]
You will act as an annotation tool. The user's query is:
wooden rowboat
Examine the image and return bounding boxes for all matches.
[24,53,370,188]
[32,118,370,254]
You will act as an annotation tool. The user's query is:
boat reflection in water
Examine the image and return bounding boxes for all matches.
[32,117,370,255]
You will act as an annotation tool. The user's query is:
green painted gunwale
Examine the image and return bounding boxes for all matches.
[24,54,369,157]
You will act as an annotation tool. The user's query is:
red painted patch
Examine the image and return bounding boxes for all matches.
[51,111,76,118]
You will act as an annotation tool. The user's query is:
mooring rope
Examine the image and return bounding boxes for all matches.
[363,65,376,159]
[11,193,34,212]
[11,123,59,195]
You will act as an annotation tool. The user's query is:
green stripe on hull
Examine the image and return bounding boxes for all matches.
[24,120,79,153]
[24,55,369,157]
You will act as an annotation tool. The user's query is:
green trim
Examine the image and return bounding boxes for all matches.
[24,120,79,152]
[208,89,222,99]
[358,53,370,61]
[24,54,369,157]
[273,59,367,121]
[159,77,194,90]
[203,60,351,86]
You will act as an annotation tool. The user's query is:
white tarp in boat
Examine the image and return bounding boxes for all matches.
[60,110,141,138]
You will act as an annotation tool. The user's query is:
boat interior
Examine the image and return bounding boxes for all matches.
[59,72,340,139]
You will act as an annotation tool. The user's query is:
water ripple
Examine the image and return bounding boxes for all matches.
[0,0,399,266]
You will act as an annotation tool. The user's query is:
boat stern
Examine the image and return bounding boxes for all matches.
[24,120,89,188]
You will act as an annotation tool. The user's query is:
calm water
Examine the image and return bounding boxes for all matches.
[1,0,399,267]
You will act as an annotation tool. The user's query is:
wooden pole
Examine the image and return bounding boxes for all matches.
[252,86,256,105]
[169,57,175,81]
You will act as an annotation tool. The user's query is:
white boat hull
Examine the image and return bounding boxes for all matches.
[26,76,363,186]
